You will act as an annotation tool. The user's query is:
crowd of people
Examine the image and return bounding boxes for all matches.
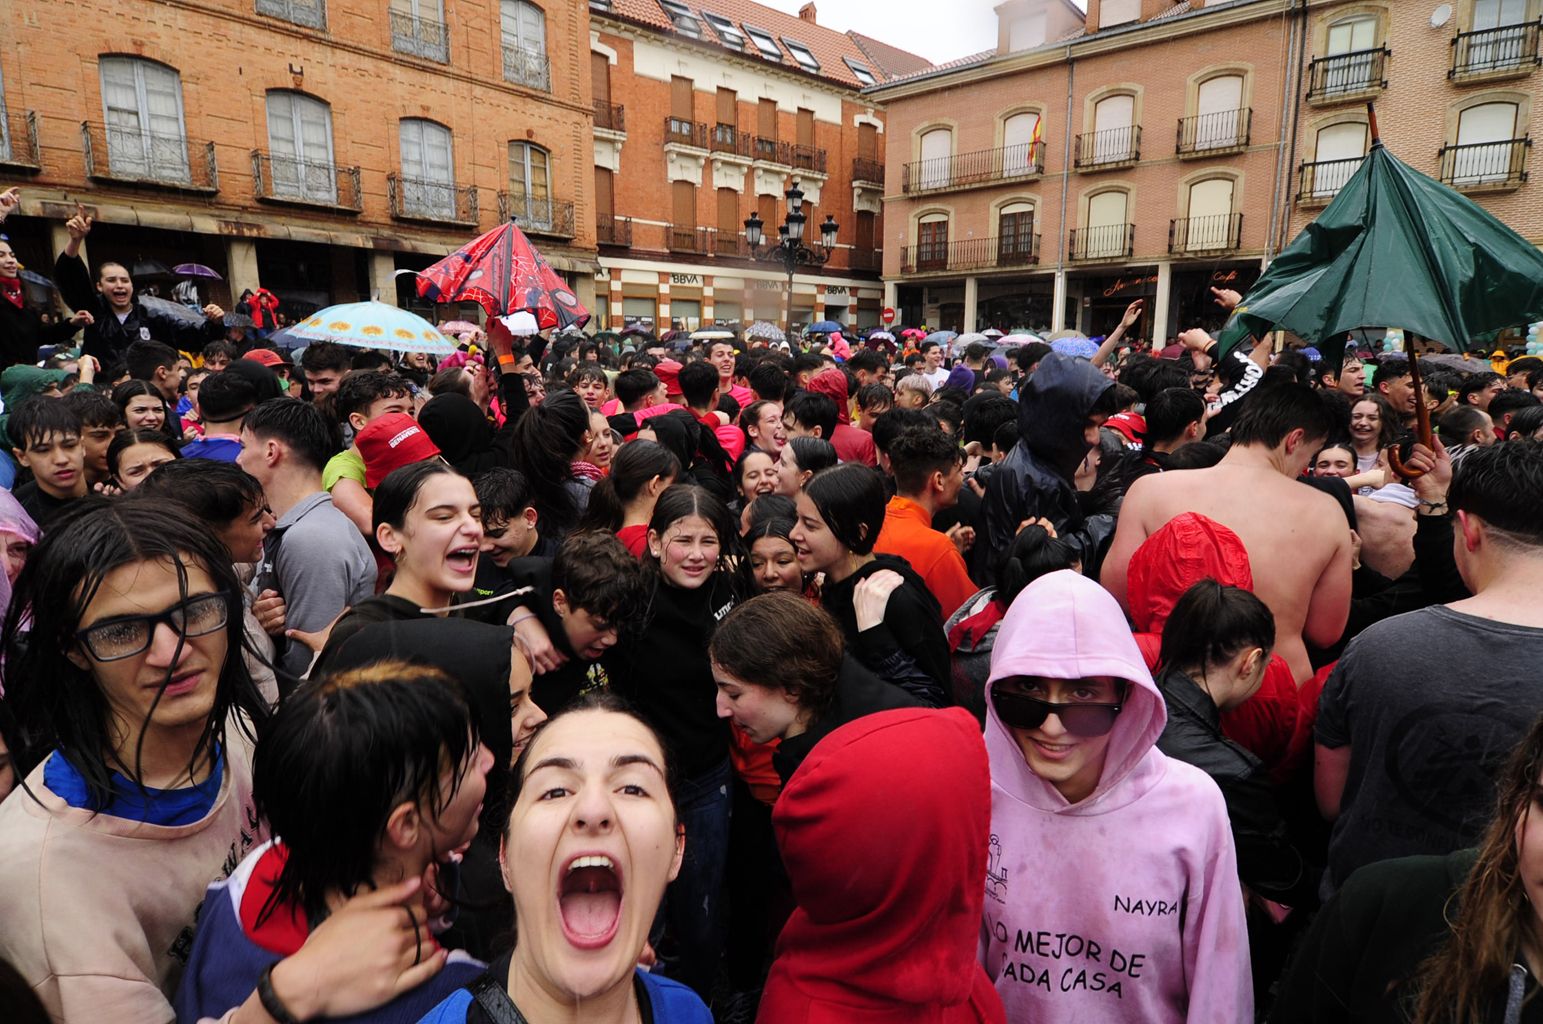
[3,184,1543,1024]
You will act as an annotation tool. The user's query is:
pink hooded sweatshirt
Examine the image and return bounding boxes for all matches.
[979,570,1251,1024]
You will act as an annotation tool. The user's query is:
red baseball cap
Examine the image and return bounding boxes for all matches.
[242,348,291,369]
[1104,411,1147,445]
[654,359,684,397]
[356,413,441,488]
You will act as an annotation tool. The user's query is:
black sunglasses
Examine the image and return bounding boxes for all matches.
[991,688,1124,738]
[75,592,230,662]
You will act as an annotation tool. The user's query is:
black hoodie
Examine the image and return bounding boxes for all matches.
[818,554,951,707]
[973,353,1114,580]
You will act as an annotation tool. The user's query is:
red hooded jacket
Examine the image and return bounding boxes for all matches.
[759,708,1006,1024]
[807,368,877,466]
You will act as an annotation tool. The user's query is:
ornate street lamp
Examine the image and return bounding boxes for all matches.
[744,180,838,334]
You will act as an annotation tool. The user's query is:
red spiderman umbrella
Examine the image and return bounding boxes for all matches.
[414,219,590,331]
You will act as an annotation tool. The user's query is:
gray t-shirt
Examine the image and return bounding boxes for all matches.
[1316,605,1543,895]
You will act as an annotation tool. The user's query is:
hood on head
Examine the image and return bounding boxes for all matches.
[1,366,68,408]
[984,570,1165,814]
[1016,353,1113,480]
[772,707,990,1010]
[807,368,852,425]
[419,393,494,467]
[1126,512,1253,635]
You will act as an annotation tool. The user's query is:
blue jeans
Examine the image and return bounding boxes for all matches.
[655,757,732,997]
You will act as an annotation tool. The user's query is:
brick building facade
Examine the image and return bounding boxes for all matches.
[869,0,1543,342]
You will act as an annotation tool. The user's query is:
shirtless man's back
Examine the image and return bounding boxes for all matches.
[1103,387,1353,684]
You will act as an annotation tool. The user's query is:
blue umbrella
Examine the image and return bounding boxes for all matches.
[808,320,844,334]
[18,270,53,289]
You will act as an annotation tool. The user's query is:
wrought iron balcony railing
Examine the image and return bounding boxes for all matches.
[388,173,478,224]
[1074,126,1141,169]
[1451,21,1540,78]
[502,45,551,91]
[1296,156,1364,201]
[0,110,41,172]
[1439,137,1531,189]
[1168,213,1243,254]
[390,11,449,63]
[597,215,632,246]
[753,135,784,163]
[666,224,710,254]
[1307,46,1389,100]
[851,157,884,184]
[498,193,575,237]
[1176,108,1252,155]
[846,246,882,271]
[594,101,625,133]
[901,142,1043,193]
[791,143,827,174]
[252,151,361,210]
[1069,224,1134,261]
[899,234,1042,274]
[664,117,708,149]
[711,124,753,159]
[255,0,325,29]
[82,121,218,192]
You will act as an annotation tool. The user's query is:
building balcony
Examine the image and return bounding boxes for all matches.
[1069,224,1134,262]
[710,124,753,159]
[665,117,708,149]
[594,101,626,134]
[899,235,1041,275]
[1306,47,1389,103]
[846,246,882,272]
[1451,21,1540,80]
[1296,156,1364,203]
[1168,213,1243,255]
[82,121,218,193]
[0,110,41,173]
[502,45,551,91]
[597,215,632,246]
[901,142,1044,194]
[498,193,575,237]
[1074,127,1140,171]
[390,11,449,63]
[753,135,785,164]
[666,224,710,254]
[792,144,827,175]
[388,173,478,225]
[1439,137,1531,191]
[852,157,884,185]
[255,0,326,29]
[713,231,747,257]
[1176,108,1252,157]
[251,151,362,211]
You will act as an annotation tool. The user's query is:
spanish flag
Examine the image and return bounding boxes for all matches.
[1029,116,1043,167]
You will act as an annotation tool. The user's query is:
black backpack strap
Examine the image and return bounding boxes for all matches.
[468,972,530,1024]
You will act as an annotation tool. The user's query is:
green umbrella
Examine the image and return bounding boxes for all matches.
[1218,105,1543,366]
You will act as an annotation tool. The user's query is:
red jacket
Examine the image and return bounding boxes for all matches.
[760,708,1006,1024]
[807,368,877,466]
[245,288,280,329]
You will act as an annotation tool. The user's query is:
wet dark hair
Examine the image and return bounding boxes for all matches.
[1457,371,1503,405]
[473,467,536,525]
[856,382,894,413]
[258,660,477,926]
[996,523,1080,607]
[10,395,82,450]
[125,340,179,382]
[803,463,887,556]
[645,484,742,576]
[373,460,462,536]
[138,459,264,532]
[734,447,778,495]
[111,378,163,418]
[567,362,609,391]
[748,361,789,402]
[1488,389,1539,424]
[613,368,662,408]
[0,496,266,807]
[107,429,180,482]
[871,408,933,454]
[196,371,260,423]
[509,389,589,537]
[1157,580,1275,675]
[710,593,844,716]
[783,391,838,440]
[551,531,649,624]
[201,339,239,364]
[1144,388,1206,445]
[334,370,412,425]
[1437,405,1492,447]
[739,399,779,444]
[787,435,837,477]
[744,494,797,536]
[62,389,122,431]
[243,397,342,472]
[1506,404,1543,440]
[961,394,1016,449]
[1449,440,1543,547]
[888,427,962,494]
[1163,439,1228,469]
[299,340,352,374]
[350,350,393,373]
[580,439,680,533]
[679,361,719,410]
[1228,383,1335,448]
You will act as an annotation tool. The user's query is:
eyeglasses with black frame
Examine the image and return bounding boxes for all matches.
[991,679,1125,738]
[74,592,231,663]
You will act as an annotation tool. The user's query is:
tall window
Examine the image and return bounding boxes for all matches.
[1003,112,1041,173]
[390,0,448,62]
[715,88,738,149]
[1309,121,1367,195]
[1453,102,1521,184]
[854,209,876,252]
[501,1,549,90]
[0,60,11,163]
[1092,94,1135,163]
[716,188,740,254]
[508,141,552,228]
[1185,178,1235,250]
[399,118,455,217]
[917,214,948,270]
[671,180,697,250]
[998,202,1035,260]
[1321,15,1378,94]
[99,57,190,183]
[255,0,326,30]
[1470,0,1532,71]
[1194,75,1244,150]
[595,166,616,240]
[1083,191,1129,258]
[918,127,952,189]
[266,91,336,204]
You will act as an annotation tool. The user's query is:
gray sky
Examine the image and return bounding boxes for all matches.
[756,0,1004,65]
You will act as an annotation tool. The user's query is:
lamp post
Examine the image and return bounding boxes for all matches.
[744,180,838,337]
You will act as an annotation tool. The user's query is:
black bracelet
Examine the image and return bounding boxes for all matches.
[257,963,302,1024]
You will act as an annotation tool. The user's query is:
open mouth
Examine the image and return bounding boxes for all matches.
[445,547,478,573]
[558,853,623,949]
[158,669,204,698]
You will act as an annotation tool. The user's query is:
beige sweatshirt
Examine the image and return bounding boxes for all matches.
[0,722,261,1023]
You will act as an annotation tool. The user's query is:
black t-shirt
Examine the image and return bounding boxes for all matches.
[12,479,77,531]
[1316,604,1543,895]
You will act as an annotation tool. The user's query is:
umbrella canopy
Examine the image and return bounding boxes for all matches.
[173,263,222,279]
[438,319,482,337]
[981,328,1005,339]
[1219,128,1543,362]
[1051,336,1100,359]
[997,333,1044,346]
[807,320,844,334]
[865,330,896,342]
[18,270,52,290]
[266,326,305,351]
[745,321,785,343]
[138,294,204,325]
[924,330,957,343]
[414,221,590,331]
[593,331,623,345]
[690,328,736,340]
[132,258,172,278]
[900,328,927,341]
[290,301,458,354]
[500,310,540,337]
[223,312,254,328]
[955,332,990,347]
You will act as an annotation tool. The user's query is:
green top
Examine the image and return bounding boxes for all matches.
[322,448,366,492]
